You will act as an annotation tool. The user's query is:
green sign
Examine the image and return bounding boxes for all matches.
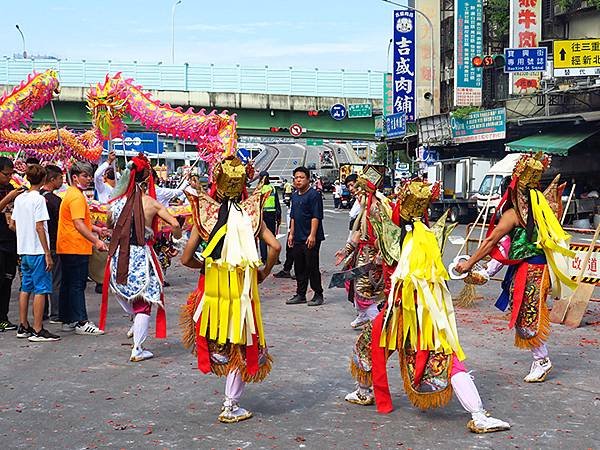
[382,73,393,116]
[306,138,324,146]
[348,103,372,118]
[374,115,384,139]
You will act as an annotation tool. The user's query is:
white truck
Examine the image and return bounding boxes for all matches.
[426,157,496,222]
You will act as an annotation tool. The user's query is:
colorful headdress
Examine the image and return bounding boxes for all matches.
[356,165,384,193]
[397,179,440,221]
[513,152,550,190]
[212,156,253,200]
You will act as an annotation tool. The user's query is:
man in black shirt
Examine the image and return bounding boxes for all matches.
[286,166,325,306]
[40,165,64,323]
[0,157,23,331]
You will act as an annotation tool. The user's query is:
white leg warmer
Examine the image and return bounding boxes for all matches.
[225,369,245,404]
[132,313,150,350]
[531,343,549,360]
[451,371,484,414]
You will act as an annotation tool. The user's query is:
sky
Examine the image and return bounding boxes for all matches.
[0,0,403,72]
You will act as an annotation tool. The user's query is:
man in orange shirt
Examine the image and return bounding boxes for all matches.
[57,162,108,335]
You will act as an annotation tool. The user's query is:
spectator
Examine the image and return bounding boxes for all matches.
[273,192,295,279]
[259,171,282,264]
[25,157,41,166]
[57,161,108,335]
[40,165,64,323]
[345,174,360,230]
[94,150,117,203]
[333,180,342,209]
[12,164,60,341]
[286,166,325,306]
[314,175,323,194]
[0,157,22,331]
[153,170,187,206]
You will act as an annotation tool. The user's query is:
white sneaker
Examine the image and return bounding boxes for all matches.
[344,388,375,406]
[468,411,510,433]
[61,322,77,332]
[524,357,552,383]
[350,316,369,329]
[218,403,253,423]
[75,321,105,336]
[130,348,154,362]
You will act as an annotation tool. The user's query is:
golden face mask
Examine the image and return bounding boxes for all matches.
[513,152,549,190]
[398,181,433,221]
[213,156,247,199]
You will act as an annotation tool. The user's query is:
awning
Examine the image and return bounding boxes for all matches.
[505,130,599,156]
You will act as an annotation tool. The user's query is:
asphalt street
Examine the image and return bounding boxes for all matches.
[0,197,598,449]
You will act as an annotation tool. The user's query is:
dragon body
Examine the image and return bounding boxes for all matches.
[0,70,60,130]
[87,73,237,164]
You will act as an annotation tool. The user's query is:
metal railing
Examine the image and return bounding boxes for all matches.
[0,58,384,99]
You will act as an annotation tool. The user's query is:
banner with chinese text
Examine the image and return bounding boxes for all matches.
[393,10,416,122]
[450,108,506,144]
[509,0,542,94]
[454,0,483,106]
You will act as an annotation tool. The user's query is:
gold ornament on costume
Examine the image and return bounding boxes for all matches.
[213,156,250,199]
[513,152,550,190]
[356,165,384,193]
[397,179,439,221]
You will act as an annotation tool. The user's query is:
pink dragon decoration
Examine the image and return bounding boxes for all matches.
[0,69,60,130]
[87,73,238,164]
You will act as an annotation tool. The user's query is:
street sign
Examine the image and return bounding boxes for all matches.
[104,131,164,154]
[348,103,372,118]
[237,147,250,163]
[396,162,410,171]
[553,39,600,76]
[504,47,547,72]
[374,115,384,139]
[385,112,407,139]
[306,138,324,146]
[451,107,506,144]
[289,123,303,137]
[330,103,347,121]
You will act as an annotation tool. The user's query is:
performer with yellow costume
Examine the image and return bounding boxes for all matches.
[181,155,281,423]
[346,179,510,434]
[456,153,576,383]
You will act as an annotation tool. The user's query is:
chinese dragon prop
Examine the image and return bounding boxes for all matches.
[0,69,60,130]
[87,73,237,165]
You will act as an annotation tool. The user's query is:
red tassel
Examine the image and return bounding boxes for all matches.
[509,262,529,329]
[245,334,259,375]
[371,308,394,414]
[412,350,429,388]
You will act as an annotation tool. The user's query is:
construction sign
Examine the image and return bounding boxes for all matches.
[568,242,600,285]
[553,39,600,77]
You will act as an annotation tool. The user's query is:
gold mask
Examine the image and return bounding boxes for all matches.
[398,181,433,221]
[514,152,549,190]
[213,156,247,199]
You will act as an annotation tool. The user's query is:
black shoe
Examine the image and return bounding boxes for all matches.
[94,283,103,294]
[0,320,17,332]
[273,270,292,279]
[286,295,307,305]
[307,294,324,306]
[16,323,35,338]
[28,328,61,342]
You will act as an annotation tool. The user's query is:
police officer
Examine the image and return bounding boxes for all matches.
[259,171,281,264]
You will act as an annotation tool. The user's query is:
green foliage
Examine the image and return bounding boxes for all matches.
[451,106,480,120]
[374,143,388,165]
[485,0,510,40]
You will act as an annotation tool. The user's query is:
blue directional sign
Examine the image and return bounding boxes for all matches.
[504,47,547,73]
[104,132,164,154]
[237,147,250,163]
[385,112,407,139]
[330,103,347,121]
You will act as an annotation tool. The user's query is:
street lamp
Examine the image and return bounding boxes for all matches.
[15,24,26,59]
[386,37,393,73]
[171,0,182,64]
[381,0,435,117]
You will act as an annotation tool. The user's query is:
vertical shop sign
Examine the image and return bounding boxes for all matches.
[393,10,416,122]
[509,0,542,94]
[453,0,483,106]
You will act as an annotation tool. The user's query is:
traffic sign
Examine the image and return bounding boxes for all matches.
[306,138,324,146]
[553,39,600,76]
[504,47,547,72]
[330,103,347,121]
[289,123,303,137]
[385,112,406,139]
[348,103,372,118]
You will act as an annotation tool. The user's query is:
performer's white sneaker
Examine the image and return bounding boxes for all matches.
[524,357,552,383]
[468,411,511,433]
[130,348,154,362]
[344,388,375,406]
[218,403,253,423]
[350,316,369,329]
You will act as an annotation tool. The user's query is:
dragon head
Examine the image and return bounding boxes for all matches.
[87,73,128,140]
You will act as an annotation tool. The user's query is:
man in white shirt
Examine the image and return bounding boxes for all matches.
[12,164,60,342]
[94,151,117,203]
[153,170,188,207]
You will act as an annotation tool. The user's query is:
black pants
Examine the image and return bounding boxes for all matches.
[0,250,17,322]
[260,211,278,263]
[293,241,323,297]
[282,242,294,272]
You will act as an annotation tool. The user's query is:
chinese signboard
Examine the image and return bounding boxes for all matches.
[553,39,600,77]
[385,112,407,139]
[450,108,506,144]
[568,243,600,285]
[414,0,440,118]
[383,73,394,117]
[393,10,416,122]
[454,0,483,106]
[348,103,372,118]
[504,47,547,72]
[509,0,542,95]
[374,115,384,139]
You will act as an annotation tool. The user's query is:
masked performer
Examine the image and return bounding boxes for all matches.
[346,179,510,434]
[456,153,575,382]
[181,156,281,423]
[335,168,389,329]
[100,154,182,362]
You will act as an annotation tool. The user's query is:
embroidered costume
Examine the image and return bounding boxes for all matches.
[345,180,510,434]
